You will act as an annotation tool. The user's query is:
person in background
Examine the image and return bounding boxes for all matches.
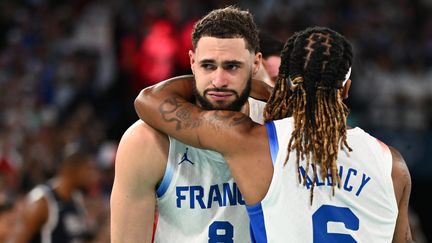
[9,143,97,243]
[254,32,284,87]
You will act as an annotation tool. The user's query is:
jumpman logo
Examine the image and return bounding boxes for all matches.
[179,148,194,165]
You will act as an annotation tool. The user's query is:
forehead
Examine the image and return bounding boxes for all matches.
[194,37,252,62]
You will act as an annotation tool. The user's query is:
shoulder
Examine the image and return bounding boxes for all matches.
[120,120,168,147]
[118,120,169,162]
[389,146,411,184]
[389,146,411,204]
[115,120,169,184]
[23,186,49,224]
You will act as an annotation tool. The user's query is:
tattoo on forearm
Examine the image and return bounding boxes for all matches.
[210,111,235,121]
[159,97,202,130]
[159,97,182,130]
[209,111,249,127]
[230,114,250,126]
[176,107,202,129]
[159,97,251,131]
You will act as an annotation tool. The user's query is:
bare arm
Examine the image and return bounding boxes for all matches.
[134,77,256,155]
[9,195,48,243]
[134,78,274,205]
[147,74,272,102]
[390,146,413,243]
[110,121,168,243]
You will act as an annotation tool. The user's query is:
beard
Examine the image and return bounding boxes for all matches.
[193,74,252,111]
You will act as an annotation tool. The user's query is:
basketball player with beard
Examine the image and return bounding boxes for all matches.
[135,27,412,242]
[111,6,270,242]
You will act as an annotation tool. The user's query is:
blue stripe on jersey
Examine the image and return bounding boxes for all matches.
[246,203,267,243]
[265,121,279,165]
[156,159,174,197]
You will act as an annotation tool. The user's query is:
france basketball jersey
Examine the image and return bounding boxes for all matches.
[247,118,398,243]
[154,98,265,243]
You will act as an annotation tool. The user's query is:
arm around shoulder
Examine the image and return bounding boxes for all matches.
[134,77,259,155]
[110,121,168,243]
[390,146,413,243]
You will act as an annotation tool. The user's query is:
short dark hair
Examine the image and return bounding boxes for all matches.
[59,143,92,169]
[259,32,284,59]
[191,6,259,53]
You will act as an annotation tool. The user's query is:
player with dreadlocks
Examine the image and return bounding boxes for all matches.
[264,28,353,203]
[135,26,412,242]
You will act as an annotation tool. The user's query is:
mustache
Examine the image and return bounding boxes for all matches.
[204,88,238,95]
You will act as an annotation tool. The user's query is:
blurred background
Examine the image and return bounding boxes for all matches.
[0,0,430,242]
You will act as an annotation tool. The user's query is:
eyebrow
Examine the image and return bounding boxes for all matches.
[223,60,244,66]
[199,59,216,64]
[199,59,244,66]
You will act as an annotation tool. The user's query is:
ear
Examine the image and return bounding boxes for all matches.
[189,50,195,74]
[252,52,262,76]
[342,79,351,99]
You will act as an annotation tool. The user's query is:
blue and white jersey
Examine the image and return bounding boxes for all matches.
[247,118,398,243]
[154,98,265,243]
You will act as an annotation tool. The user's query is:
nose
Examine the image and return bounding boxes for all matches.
[211,68,229,88]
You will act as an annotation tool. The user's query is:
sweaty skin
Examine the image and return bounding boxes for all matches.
[135,77,412,243]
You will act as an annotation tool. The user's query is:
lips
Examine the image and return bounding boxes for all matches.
[206,91,234,100]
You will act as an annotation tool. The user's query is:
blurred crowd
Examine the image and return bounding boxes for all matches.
[0,0,430,242]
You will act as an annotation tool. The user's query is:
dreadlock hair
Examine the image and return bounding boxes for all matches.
[264,27,354,204]
[192,6,259,53]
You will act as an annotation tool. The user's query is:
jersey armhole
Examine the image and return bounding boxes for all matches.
[265,121,279,165]
[242,121,278,242]
[37,185,59,242]
[156,137,175,198]
[246,203,268,243]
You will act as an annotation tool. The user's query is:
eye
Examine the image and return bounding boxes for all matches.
[201,63,216,70]
[225,64,239,71]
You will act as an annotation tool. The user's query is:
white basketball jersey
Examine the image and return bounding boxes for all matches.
[247,118,398,243]
[154,98,265,243]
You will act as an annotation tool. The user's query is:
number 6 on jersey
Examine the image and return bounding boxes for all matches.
[313,205,359,242]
